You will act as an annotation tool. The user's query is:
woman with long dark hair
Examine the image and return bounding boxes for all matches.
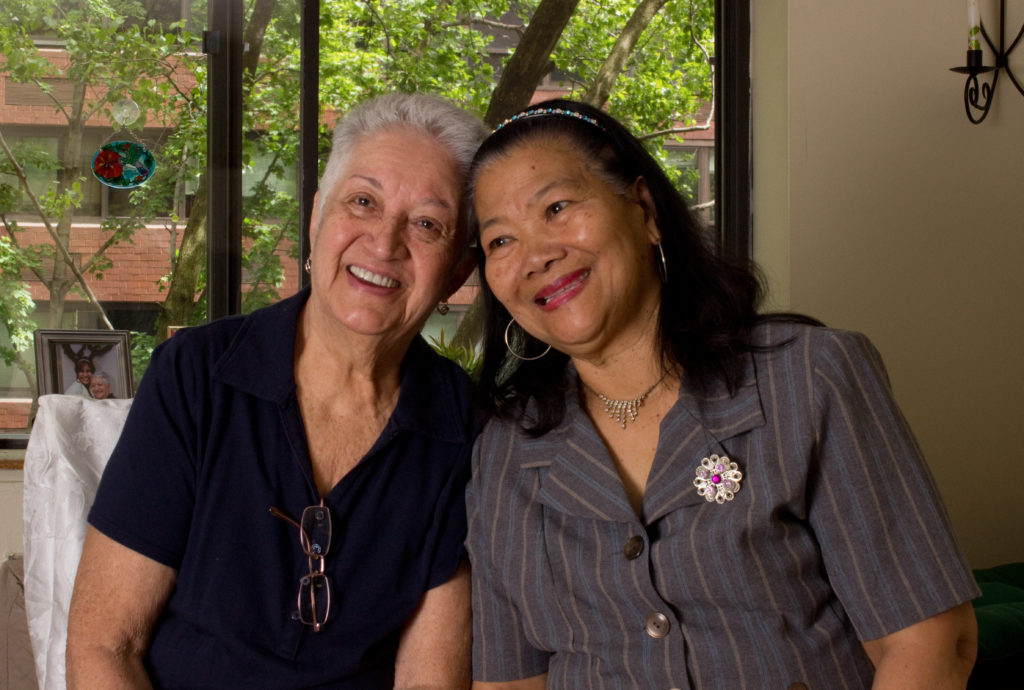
[465,99,978,689]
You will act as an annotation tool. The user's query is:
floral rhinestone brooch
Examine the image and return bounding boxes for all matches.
[694,454,743,503]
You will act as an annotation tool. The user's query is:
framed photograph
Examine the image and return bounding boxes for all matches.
[34,329,134,400]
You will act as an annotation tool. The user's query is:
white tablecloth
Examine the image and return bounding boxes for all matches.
[22,394,132,690]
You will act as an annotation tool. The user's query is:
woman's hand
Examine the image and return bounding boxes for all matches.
[862,601,978,689]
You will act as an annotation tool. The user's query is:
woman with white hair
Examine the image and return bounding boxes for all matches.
[67,93,487,689]
[87,370,114,399]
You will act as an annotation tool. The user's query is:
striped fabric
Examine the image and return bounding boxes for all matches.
[466,324,979,689]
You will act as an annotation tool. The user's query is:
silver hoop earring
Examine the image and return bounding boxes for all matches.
[504,319,551,361]
[655,242,668,284]
[304,257,312,274]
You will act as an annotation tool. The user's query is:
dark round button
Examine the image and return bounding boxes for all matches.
[623,535,645,560]
[644,611,670,638]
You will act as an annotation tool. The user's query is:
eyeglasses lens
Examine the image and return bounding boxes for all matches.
[298,571,330,628]
[301,504,331,557]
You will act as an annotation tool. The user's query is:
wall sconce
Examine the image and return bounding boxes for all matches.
[951,0,1023,123]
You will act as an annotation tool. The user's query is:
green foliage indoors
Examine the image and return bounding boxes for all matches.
[0,0,713,396]
[427,329,482,379]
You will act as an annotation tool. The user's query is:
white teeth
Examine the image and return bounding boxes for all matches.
[539,270,590,305]
[348,265,399,288]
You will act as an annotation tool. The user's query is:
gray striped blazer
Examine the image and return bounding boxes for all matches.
[466,323,979,689]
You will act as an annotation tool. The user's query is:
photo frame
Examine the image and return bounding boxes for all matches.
[33,329,134,400]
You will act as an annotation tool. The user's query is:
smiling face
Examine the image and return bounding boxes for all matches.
[76,362,93,385]
[89,376,110,399]
[474,137,663,361]
[308,128,467,345]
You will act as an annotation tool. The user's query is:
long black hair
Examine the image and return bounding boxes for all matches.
[468,98,816,436]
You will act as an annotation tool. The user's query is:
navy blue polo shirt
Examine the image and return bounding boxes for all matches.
[89,288,478,688]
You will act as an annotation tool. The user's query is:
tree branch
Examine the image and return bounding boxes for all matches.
[635,1,716,143]
[638,122,711,140]
[581,0,668,108]
[29,76,72,121]
[463,18,523,33]
[365,1,394,59]
[689,0,712,65]
[81,222,134,274]
[0,215,47,283]
[242,0,278,78]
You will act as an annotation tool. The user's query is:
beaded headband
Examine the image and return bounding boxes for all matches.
[493,106,607,133]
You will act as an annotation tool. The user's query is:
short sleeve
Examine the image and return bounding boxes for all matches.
[466,431,551,682]
[808,329,979,641]
[87,333,204,568]
[423,442,473,591]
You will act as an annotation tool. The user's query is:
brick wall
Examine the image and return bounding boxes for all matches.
[0,401,31,431]
[14,222,302,304]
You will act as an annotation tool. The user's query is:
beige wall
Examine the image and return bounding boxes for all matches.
[753,0,1024,568]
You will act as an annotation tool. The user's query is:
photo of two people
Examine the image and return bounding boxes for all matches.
[33,330,133,400]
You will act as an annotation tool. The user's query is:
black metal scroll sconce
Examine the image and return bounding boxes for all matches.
[950,0,1024,123]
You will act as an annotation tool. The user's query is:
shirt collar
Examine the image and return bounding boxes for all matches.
[672,352,765,443]
[213,288,307,402]
[213,287,473,443]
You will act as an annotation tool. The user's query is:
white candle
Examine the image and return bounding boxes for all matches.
[968,0,981,50]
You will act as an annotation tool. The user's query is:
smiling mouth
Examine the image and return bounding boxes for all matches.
[348,265,400,288]
[536,269,590,306]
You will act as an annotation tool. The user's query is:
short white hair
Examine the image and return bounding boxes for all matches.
[317,92,487,217]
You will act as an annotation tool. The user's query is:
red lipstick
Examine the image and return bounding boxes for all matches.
[534,269,590,310]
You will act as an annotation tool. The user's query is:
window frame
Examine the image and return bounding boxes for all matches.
[716,0,751,261]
